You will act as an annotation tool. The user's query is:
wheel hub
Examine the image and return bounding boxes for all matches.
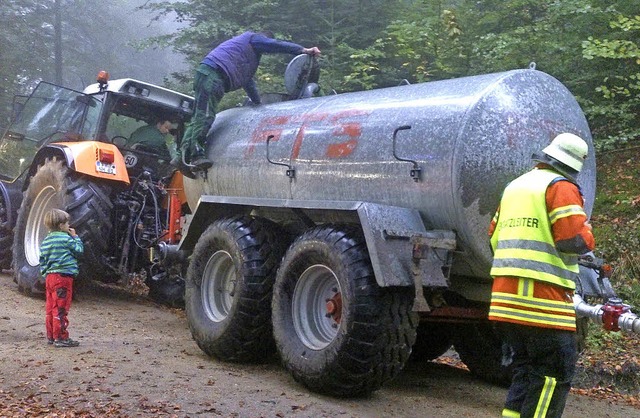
[325,292,342,324]
[292,264,343,350]
[201,250,236,322]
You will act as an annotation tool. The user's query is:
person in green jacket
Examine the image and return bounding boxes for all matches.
[129,119,175,159]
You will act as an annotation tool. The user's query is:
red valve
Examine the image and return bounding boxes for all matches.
[602,298,629,331]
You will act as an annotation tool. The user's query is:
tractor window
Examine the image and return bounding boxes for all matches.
[7,82,96,142]
[82,98,102,140]
[105,113,146,141]
[0,82,101,181]
[104,96,183,160]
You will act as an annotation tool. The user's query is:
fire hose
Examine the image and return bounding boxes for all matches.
[574,294,640,334]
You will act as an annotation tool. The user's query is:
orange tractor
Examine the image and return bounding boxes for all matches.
[0,72,192,306]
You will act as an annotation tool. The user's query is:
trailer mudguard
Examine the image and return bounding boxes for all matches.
[179,195,456,288]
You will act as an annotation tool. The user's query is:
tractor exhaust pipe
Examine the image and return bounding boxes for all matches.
[574,294,640,334]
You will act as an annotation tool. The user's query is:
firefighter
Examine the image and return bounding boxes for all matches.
[173,31,321,177]
[488,133,596,418]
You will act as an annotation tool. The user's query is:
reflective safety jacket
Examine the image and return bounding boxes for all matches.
[488,167,593,331]
[490,169,580,288]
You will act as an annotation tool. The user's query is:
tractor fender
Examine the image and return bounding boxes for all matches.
[31,141,130,185]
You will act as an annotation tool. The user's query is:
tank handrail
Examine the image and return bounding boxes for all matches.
[266,135,295,178]
[391,125,421,182]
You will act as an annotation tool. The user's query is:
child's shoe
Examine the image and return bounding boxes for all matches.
[47,338,54,345]
[54,338,80,348]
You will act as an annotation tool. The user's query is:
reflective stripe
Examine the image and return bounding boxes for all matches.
[491,258,577,289]
[496,239,579,268]
[489,306,576,328]
[518,278,530,297]
[502,408,521,417]
[496,239,557,253]
[493,250,578,271]
[535,376,557,417]
[490,293,575,314]
[549,204,585,224]
[490,279,576,329]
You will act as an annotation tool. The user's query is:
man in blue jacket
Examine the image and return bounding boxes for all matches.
[173,31,321,177]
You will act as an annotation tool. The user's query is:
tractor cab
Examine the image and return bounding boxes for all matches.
[0,73,194,184]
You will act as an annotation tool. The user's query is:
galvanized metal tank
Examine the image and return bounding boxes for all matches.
[184,68,595,279]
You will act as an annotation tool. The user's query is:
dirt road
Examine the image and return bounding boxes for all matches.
[0,273,637,417]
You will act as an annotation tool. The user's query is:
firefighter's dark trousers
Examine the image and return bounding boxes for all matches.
[498,322,577,418]
[45,273,74,341]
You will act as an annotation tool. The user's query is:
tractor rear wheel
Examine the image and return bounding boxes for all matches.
[272,224,418,397]
[0,189,13,270]
[12,159,114,293]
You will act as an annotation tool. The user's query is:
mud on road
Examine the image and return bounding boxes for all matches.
[0,273,637,417]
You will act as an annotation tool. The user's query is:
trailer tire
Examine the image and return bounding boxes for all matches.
[185,216,284,362]
[12,159,114,293]
[272,225,418,397]
[147,275,185,308]
[452,321,513,386]
[409,323,453,362]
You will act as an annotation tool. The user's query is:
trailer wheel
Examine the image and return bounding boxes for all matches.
[12,159,114,293]
[147,273,185,308]
[409,323,453,362]
[185,216,284,362]
[452,321,513,386]
[272,225,418,397]
[0,191,12,270]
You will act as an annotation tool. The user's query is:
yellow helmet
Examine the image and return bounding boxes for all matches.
[542,133,588,173]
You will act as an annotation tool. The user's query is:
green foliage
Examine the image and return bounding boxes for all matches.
[583,13,640,149]
[584,321,626,351]
[0,1,53,126]
[339,2,467,89]
[5,0,639,153]
[592,148,640,309]
[611,254,640,309]
[0,0,185,127]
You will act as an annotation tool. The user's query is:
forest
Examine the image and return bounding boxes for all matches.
[2,0,639,152]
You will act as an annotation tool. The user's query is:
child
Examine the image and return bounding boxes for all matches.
[40,208,84,348]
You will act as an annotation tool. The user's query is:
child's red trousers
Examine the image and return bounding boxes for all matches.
[45,273,74,341]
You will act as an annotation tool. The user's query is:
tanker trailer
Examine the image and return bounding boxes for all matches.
[178,65,597,397]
